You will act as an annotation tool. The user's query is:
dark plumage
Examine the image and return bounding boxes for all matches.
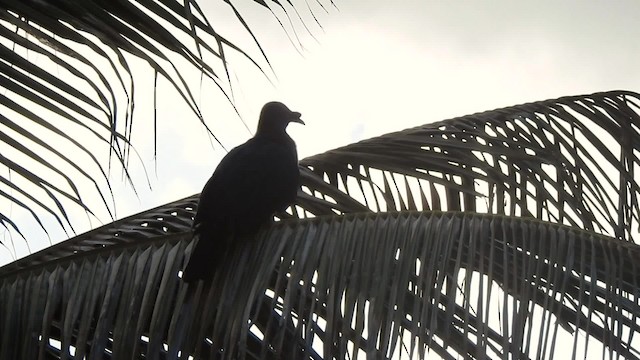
[182,101,304,283]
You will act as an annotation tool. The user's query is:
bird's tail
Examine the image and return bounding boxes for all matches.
[182,230,228,283]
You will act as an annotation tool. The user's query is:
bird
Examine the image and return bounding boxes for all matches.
[182,101,304,283]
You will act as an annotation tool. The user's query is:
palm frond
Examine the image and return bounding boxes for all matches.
[0,0,329,242]
[2,90,639,358]
[301,90,640,242]
[1,212,638,359]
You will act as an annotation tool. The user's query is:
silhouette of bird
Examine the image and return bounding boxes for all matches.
[182,101,304,283]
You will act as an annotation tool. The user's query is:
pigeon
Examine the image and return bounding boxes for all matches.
[182,101,304,283]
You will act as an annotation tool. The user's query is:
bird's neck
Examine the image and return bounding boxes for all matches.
[254,129,292,142]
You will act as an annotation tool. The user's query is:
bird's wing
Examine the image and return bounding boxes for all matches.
[184,136,299,283]
[194,136,299,234]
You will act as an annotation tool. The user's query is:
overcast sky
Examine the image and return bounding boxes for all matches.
[2,0,640,264]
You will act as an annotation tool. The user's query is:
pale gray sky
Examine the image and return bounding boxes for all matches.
[2,0,640,263]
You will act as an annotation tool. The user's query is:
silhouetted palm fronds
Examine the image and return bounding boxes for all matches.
[301,91,640,242]
[0,0,329,239]
[2,91,640,359]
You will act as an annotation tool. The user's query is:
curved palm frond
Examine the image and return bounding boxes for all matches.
[1,90,639,359]
[0,0,330,242]
[301,90,640,242]
[1,212,638,359]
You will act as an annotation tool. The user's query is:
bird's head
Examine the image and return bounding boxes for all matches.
[256,101,304,135]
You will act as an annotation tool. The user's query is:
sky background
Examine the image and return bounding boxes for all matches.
[2,0,640,264]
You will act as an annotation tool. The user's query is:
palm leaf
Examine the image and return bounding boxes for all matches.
[1,90,639,358]
[0,0,328,243]
[301,90,640,242]
[1,212,638,359]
